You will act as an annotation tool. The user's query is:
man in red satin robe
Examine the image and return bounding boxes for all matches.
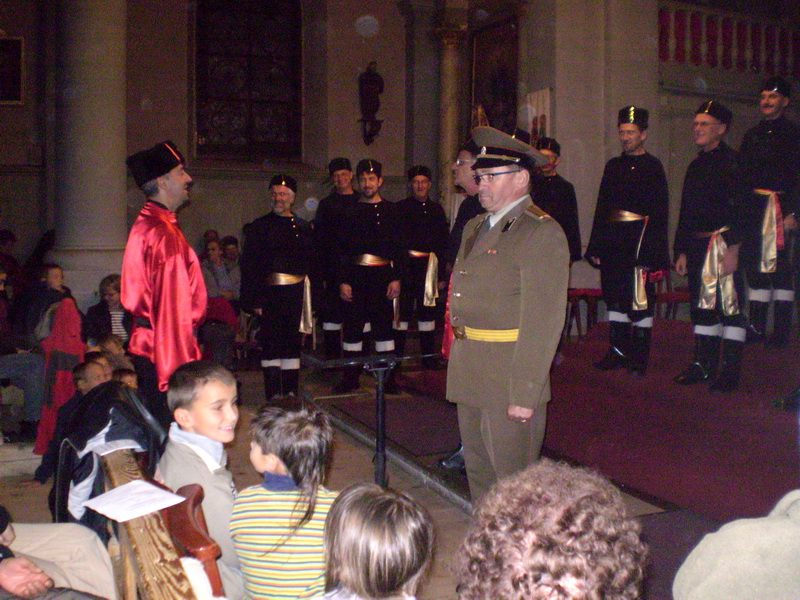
[122,141,206,427]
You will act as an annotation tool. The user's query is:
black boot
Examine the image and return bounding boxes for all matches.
[594,321,631,370]
[419,330,442,370]
[262,366,281,402]
[774,385,800,410]
[332,351,361,394]
[281,369,300,396]
[709,340,743,392]
[628,326,651,376]
[323,329,342,360]
[766,301,793,348]
[675,334,720,385]
[746,301,768,343]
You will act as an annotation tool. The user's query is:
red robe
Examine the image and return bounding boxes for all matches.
[121,202,207,391]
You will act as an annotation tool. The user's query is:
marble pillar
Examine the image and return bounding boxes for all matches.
[52,0,127,310]
[436,27,465,221]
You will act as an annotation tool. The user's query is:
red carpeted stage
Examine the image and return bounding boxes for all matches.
[371,319,800,523]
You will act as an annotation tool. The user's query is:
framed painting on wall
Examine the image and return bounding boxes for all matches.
[471,19,518,135]
[0,38,23,105]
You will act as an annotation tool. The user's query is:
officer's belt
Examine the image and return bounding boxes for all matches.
[354,254,390,266]
[452,326,519,342]
[754,189,785,274]
[267,272,305,285]
[696,226,739,316]
[609,210,650,311]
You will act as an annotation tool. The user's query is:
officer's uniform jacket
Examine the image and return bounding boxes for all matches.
[447,196,569,411]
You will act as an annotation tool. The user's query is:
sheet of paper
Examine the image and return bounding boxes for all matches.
[82,479,184,522]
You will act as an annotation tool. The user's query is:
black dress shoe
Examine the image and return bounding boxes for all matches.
[674,362,711,385]
[439,446,466,472]
[593,347,628,370]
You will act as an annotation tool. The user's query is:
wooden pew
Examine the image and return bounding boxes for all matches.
[102,449,197,600]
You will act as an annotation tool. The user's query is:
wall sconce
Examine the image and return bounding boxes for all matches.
[358,61,383,145]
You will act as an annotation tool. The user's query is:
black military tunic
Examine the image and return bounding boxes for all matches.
[396,196,449,326]
[447,195,485,266]
[313,190,358,327]
[674,142,745,327]
[240,212,314,361]
[586,152,670,315]
[531,173,582,262]
[738,115,800,283]
[337,199,405,349]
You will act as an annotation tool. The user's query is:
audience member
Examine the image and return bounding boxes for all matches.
[200,239,240,370]
[112,368,138,389]
[230,407,336,600]
[220,235,240,267]
[0,230,22,302]
[32,266,86,456]
[156,360,244,600]
[97,334,134,372]
[33,361,112,487]
[0,266,46,443]
[82,275,133,348]
[320,482,433,600]
[673,489,800,599]
[456,459,646,600]
[0,505,116,600]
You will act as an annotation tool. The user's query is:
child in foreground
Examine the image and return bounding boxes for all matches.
[320,482,434,600]
[230,407,336,600]
[156,360,244,600]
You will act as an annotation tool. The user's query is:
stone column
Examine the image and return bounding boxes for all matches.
[52,0,127,309]
[436,26,466,221]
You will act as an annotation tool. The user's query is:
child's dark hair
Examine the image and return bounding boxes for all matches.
[167,360,236,412]
[72,361,94,386]
[84,350,108,364]
[251,406,333,527]
[113,367,137,381]
[98,333,125,348]
[324,483,434,598]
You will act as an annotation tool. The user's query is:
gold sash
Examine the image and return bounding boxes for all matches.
[452,326,519,342]
[268,272,304,285]
[754,189,784,274]
[408,250,440,307]
[300,276,313,334]
[354,253,390,266]
[697,227,739,316]
[610,210,649,311]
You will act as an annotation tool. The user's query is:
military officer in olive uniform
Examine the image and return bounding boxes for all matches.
[240,174,314,400]
[585,106,670,376]
[447,126,570,503]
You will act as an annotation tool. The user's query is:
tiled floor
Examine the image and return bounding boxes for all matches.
[0,368,663,600]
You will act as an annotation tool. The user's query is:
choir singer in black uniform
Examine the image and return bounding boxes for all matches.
[531,137,582,262]
[333,159,405,394]
[240,174,314,400]
[313,158,359,359]
[738,76,800,349]
[585,106,670,375]
[673,101,746,392]
[395,165,449,370]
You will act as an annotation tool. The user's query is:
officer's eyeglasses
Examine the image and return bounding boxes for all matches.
[472,170,520,184]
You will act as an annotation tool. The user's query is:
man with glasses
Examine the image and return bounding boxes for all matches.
[447,126,570,502]
[585,106,670,376]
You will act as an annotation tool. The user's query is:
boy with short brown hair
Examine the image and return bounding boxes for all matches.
[156,360,244,599]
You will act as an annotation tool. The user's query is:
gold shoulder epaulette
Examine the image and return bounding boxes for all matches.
[525,204,551,221]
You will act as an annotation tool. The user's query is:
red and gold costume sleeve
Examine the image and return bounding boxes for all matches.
[121,203,207,391]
